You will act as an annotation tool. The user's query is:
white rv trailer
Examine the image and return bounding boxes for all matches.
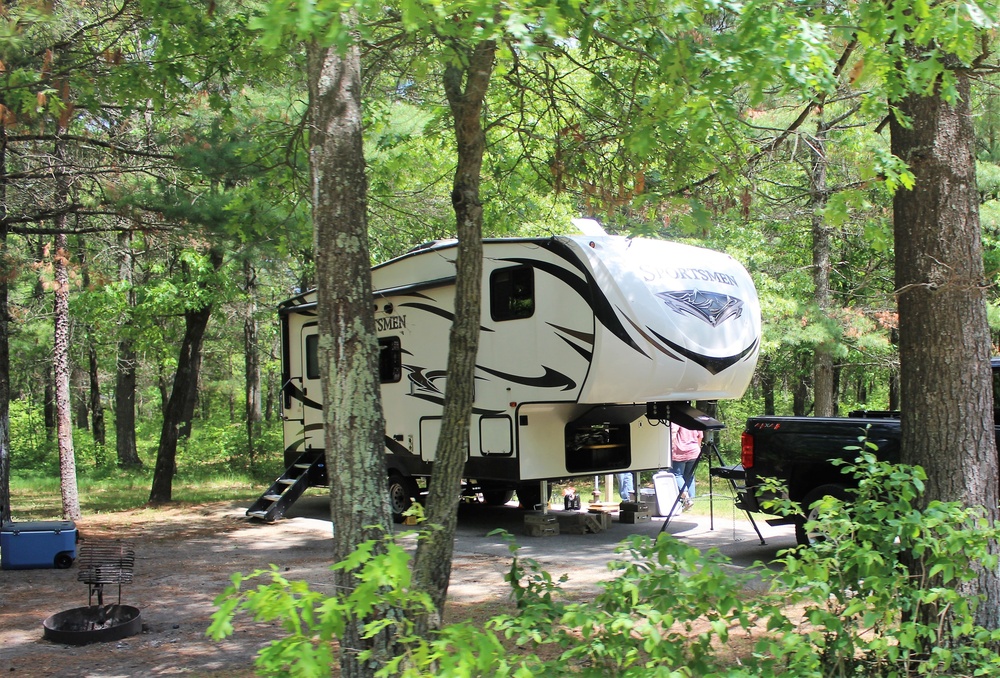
[249,232,760,522]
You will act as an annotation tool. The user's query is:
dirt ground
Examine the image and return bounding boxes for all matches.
[0,499,602,678]
[0,494,790,677]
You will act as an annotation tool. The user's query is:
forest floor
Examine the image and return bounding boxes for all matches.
[0,494,792,677]
[0,497,603,677]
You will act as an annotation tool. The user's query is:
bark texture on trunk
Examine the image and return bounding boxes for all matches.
[307,36,395,678]
[891,58,1000,631]
[149,249,223,503]
[243,260,261,466]
[52,131,80,521]
[411,39,497,627]
[810,116,835,417]
[115,231,141,468]
[88,339,105,446]
[0,126,9,523]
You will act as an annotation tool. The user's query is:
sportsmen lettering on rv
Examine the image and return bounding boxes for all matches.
[640,265,739,287]
[375,315,406,332]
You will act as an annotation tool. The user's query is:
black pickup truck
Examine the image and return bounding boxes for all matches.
[738,358,1000,545]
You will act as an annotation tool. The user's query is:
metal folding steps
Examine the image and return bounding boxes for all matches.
[246,451,325,522]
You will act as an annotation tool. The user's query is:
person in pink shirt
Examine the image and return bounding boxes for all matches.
[670,423,704,510]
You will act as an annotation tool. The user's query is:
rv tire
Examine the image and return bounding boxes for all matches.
[516,482,543,510]
[481,489,515,506]
[388,473,418,524]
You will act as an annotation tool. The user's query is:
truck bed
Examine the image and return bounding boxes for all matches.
[740,412,901,513]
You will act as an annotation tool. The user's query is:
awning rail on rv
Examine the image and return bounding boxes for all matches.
[374,276,456,300]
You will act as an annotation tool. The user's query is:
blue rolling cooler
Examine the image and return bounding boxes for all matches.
[1,520,78,570]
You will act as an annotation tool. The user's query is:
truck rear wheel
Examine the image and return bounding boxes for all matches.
[388,473,418,524]
[795,483,849,546]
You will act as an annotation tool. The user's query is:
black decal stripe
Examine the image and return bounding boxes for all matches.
[385,435,417,457]
[407,392,505,416]
[286,383,322,410]
[555,334,594,362]
[547,322,594,346]
[399,301,454,322]
[622,314,683,362]
[548,321,595,362]
[284,423,323,455]
[472,405,509,416]
[501,253,649,358]
[649,328,759,375]
[398,301,494,333]
[404,365,443,395]
[476,365,577,391]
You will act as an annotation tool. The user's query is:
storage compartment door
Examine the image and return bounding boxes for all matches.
[420,418,441,462]
[479,416,513,456]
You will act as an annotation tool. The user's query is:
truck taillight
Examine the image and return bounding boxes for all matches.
[741,431,754,469]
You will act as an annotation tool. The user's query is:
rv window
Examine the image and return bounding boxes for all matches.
[490,265,534,321]
[305,334,320,380]
[379,336,402,383]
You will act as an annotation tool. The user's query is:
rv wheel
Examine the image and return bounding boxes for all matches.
[388,473,417,524]
[481,489,515,506]
[515,482,543,510]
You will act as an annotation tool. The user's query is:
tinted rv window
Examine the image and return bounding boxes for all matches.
[305,334,320,380]
[490,265,534,321]
[379,336,402,383]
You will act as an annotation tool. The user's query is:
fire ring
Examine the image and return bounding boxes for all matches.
[43,604,142,645]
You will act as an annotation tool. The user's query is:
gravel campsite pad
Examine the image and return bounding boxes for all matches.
[0,495,789,677]
[0,499,603,677]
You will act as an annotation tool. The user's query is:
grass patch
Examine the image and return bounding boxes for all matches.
[9,466,279,521]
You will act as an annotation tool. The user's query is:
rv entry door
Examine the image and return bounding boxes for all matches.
[300,324,324,451]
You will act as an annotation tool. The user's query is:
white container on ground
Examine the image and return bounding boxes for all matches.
[651,472,683,517]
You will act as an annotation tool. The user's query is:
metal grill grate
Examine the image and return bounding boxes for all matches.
[77,541,135,606]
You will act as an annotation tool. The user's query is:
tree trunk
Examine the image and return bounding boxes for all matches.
[792,354,810,416]
[891,55,1000,631]
[889,326,900,410]
[243,259,261,467]
[760,358,776,416]
[88,339,105,447]
[149,249,223,503]
[53,130,81,520]
[52,247,80,520]
[80,248,105,448]
[0,126,10,523]
[307,36,396,678]
[178,355,201,440]
[115,230,141,468]
[44,365,55,442]
[72,363,89,431]
[810,116,835,417]
[411,39,497,629]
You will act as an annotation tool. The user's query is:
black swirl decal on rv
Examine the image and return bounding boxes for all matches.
[500,252,651,359]
[405,366,446,396]
[648,329,759,375]
[407,392,505,416]
[656,290,744,327]
[284,381,322,410]
[475,365,577,391]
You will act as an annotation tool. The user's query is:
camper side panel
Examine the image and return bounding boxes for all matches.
[280,297,324,462]
[374,240,599,482]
